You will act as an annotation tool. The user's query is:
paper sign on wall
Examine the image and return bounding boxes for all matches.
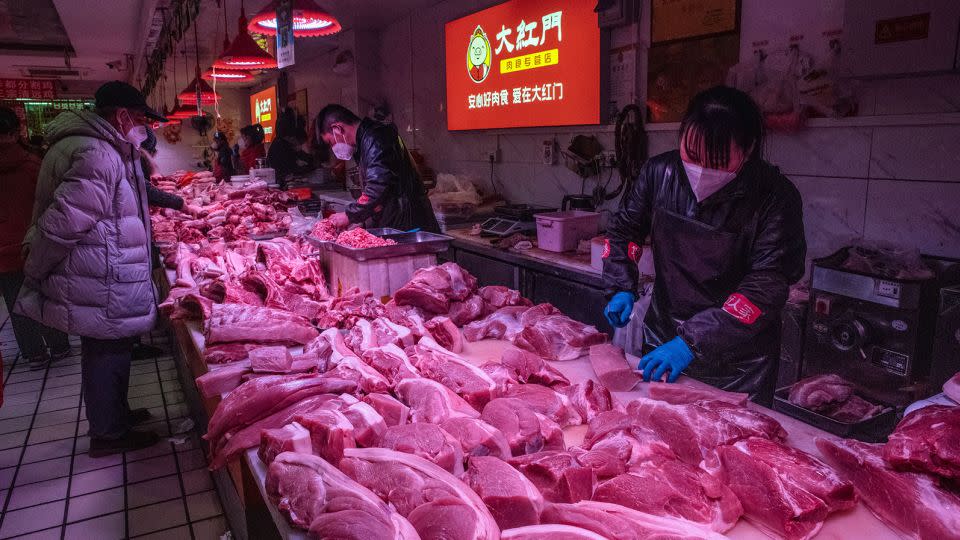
[444,0,600,130]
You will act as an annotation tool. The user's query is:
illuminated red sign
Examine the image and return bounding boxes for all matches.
[445,0,600,130]
[250,86,277,142]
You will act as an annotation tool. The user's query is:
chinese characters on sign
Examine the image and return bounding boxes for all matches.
[468,83,564,109]
[495,11,563,54]
[0,79,56,100]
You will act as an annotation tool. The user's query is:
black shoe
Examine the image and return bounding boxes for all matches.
[129,408,152,425]
[131,344,165,361]
[27,356,48,371]
[49,348,72,362]
[88,430,160,457]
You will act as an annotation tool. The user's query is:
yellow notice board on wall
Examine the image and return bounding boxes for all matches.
[652,0,738,43]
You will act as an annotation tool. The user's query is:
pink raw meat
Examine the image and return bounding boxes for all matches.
[447,294,487,326]
[515,314,607,361]
[462,306,530,342]
[395,378,480,424]
[817,437,960,540]
[335,227,397,248]
[340,447,500,540]
[394,262,478,314]
[337,400,387,447]
[295,408,357,465]
[593,458,742,533]
[828,394,883,423]
[575,428,676,479]
[647,382,749,406]
[883,405,960,481]
[407,338,497,409]
[378,423,465,475]
[562,380,615,422]
[482,398,565,456]
[259,422,312,465]
[788,374,854,412]
[508,451,596,503]
[463,455,545,529]
[440,417,512,460]
[540,501,727,540]
[266,451,416,539]
[500,348,570,387]
[479,285,531,309]
[424,316,463,352]
[589,344,639,391]
[361,344,421,387]
[205,304,319,345]
[203,343,259,364]
[501,524,606,540]
[695,399,787,441]
[504,384,583,427]
[196,364,249,398]
[249,346,292,373]
[363,393,410,426]
[703,437,856,540]
[324,356,391,394]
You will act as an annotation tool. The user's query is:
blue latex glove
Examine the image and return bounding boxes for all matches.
[604,291,636,328]
[406,228,421,233]
[639,336,694,383]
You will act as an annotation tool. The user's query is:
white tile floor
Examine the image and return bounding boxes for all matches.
[0,307,229,539]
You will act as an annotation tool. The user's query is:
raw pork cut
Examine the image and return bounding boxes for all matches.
[574,428,675,478]
[203,343,259,364]
[196,364,249,398]
[540,501,727,540]
[883,405,960,481]
[440,417,512,460]
[363,393,410,426]
[335,400,387,447]
[562,380,615,422]
[945,371,960,403]
[324,355,392,393]
[317,287,386,329]
[703,437,856,540]
[817,437,960,540]
[295,408,357,465]
[828,394,883,423]
[204,374,355,453]
[646,382,749,406]
[589,344,639,391]
[479,285,531,309]
[249,346,292,373]
[335,227,397,248]
[481,398,565,456]
[258,422,311,465]
[395,378,480,424]
[361,344,420,387]
[378,423,465,475]
[394,262,478,314]
[695,399,787,441]
[447,295,487,326]
[788,374,854,412]
[463,306,529,342]
[340,447,499,540]
[408,339,497,409]
[505,384,583,427]
[266,452,417,539]
[424,316,463,352]
[500,348,570,387]
[347,317,415,352]
[501,525,606,540]
[205,304,319,345]
[463,456,545,529]
[593,459,742,533]
[508,451,596,503]
[515,313,607,361]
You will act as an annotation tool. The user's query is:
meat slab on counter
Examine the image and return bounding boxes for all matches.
[945,371,960,403]
[540,500,728,540]
[377,422,465,475]
[463,455,546,529]
[205,304,319,346]
[788,374,854,412]
[500,524,607,539]
[883,405,960,482]
[394,262,478,314]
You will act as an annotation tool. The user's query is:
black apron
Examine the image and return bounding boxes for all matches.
[642,207,779,405]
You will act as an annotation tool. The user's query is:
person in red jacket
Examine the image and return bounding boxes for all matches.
[235,123,266,174]
[0,107,70,368]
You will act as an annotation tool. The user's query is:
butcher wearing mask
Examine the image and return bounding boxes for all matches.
[316,103,440,233]
[602,86,806,405]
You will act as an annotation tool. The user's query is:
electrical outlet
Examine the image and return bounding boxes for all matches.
[487,148,501,163]
[542,140,556,165]
[600,151,617,168]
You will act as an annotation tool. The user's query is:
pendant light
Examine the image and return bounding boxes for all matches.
[168,50,198,120]
[214,1,277,69]
[178,21,221,106]
[248,0,341,38]
[204,2,254,82]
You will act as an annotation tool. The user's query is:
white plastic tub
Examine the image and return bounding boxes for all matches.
[535,210,600,253]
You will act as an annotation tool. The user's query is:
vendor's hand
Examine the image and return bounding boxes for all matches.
[21,244,30,261]
[181,204,203,217]
[604,291,636,328]
[329,212,350,229]
[638,336,694,383]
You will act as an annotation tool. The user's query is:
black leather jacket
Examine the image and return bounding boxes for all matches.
[603,150,806,400]
[347,118,439,232]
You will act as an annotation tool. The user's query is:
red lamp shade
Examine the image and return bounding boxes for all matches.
[202,67,254,82]
[167,103,198,120]
[177,74,221,106]
[248,0,341,37]
[215,7,277,69]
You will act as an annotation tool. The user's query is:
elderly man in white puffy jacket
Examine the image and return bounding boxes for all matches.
[17,82,166,456]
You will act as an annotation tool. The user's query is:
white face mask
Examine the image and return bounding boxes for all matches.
[120,111,148,147]
[682,161,739,202]
[331,129,354,161]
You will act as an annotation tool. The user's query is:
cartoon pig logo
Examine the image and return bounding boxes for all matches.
[467,26,492,83]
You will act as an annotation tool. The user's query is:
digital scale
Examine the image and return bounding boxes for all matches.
[480,204,556,237]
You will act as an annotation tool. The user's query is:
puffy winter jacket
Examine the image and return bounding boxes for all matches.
[16,110,156,339]
[0,143,40,272]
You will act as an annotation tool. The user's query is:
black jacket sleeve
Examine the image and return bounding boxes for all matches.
[146,183,184,211]
[677,182,806,356]
[602,161,655,297]
[346,131,402,224]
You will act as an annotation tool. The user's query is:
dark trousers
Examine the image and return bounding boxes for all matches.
[0,271,70,360]
[81,336,136,439]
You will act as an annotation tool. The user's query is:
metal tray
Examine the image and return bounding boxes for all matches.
[329,231,453,261]
[772,386,900,442]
